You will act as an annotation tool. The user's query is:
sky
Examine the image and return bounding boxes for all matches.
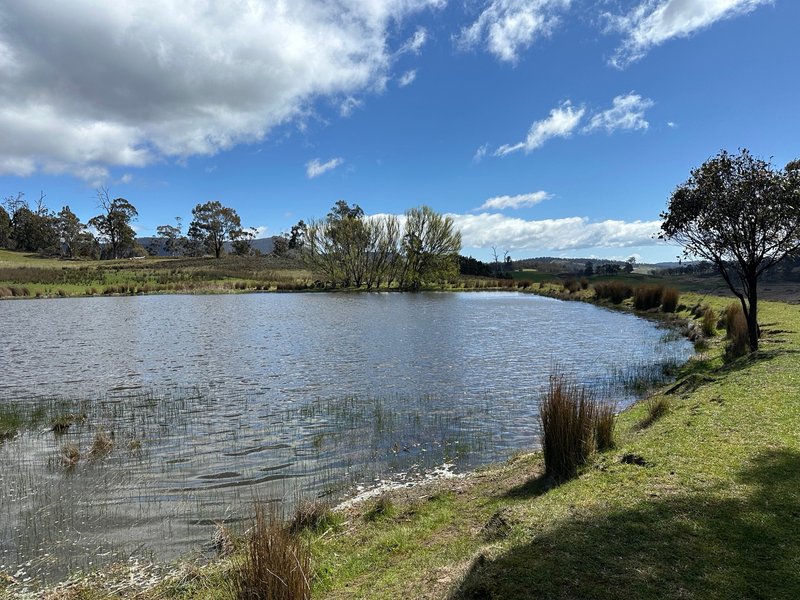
[0,0,798,263]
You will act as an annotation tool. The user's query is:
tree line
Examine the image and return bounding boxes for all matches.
[0,190,462,291]
[0,188,255,260]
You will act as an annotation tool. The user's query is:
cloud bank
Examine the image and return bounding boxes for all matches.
[0,0,443,180]
[452,212,663,251]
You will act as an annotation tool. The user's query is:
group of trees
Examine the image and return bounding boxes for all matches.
[304,201,461,290]
[1,192,103,258]
[154,201,253,258]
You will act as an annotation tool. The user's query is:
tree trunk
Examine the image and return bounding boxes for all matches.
[746,275,760,351]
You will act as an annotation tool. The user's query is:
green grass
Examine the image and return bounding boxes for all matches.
[6,291,800,599]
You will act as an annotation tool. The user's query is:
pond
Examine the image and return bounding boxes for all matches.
[0,291,692,582]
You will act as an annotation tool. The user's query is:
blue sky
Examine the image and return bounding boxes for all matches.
[1,0,797,262]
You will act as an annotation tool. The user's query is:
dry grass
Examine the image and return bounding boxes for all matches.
[724,303,750,360]
[593,281,633,304]
[636,395,669,430]
[234,503,311,600]
[661,287,680,313]
[60,443,81,468]
[633,285,664,310]
[289,500,338,534]
[88,429,114,458]
[701,307,717,337]
[594,401,617,451]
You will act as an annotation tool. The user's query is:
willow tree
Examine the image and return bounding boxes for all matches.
[660,149,800,351]
[401,206,461,291]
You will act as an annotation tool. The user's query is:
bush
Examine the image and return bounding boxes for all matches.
[562,278,580,294]
[593,281,633,304]
[235,503,311,600]
[701,307,717,337]
[660,288,680,313]
[579,277,589,290]
[538,376,598,482]
[633,285,664,310]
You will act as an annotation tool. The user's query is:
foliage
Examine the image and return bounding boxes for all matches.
[400,205,461,291]
[87,188,138,259]
[155,217,187,256]
[57,205,85,258]
[188,200,244,259]
[232,228,257,256]
[660,149,800,350]
[0,205,10,248]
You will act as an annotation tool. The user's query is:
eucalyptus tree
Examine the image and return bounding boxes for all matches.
[188,201,244,258]
[88,188,138,259]
[660,149,800,351]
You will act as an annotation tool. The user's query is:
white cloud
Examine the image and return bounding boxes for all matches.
[452,212,663,251]
[495,101,585,156]
[306,157,344,178]
[398,69,418,87]
[584,93,654,133]
[400,27,428,54]
[253,225,268,238]
[456,0,571,63]
[607,0,772,67]
[0,0,444,178]
[478,191,552,210]
[667,121,677,128]
[473,143,489,163]
[340,96,363,118]
[119,173,133,184]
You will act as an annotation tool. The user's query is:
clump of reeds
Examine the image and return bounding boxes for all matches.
[539,375,612,481]
[701,307,717,337]
[289,500,338,534]
[594,401,617,452]
[88,429,114,458]
[637,396,669,430]
[61,442,81,468]
[579,277,589,290]
[724,303,750,360]
[562,278,580,294]
[633,285,664,310]
[234,503,310,600]
[661,287,680,313]
[593,281,633,304]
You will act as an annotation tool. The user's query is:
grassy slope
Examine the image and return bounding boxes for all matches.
[4,293,799,599]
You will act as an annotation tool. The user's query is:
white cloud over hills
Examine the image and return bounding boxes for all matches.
[0,0,444,180]
[452,213,663,252]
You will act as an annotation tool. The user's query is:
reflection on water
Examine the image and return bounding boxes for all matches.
[0,292,692,582]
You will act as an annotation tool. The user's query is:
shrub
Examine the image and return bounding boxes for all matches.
[661,288,680,313]
[593,281,633,304]
[725,304,750,360]
[579,277,589,290]
[538,376,597,482]
[633,285,664,310]
[235,503,310,600]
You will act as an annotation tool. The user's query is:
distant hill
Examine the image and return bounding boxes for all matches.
[137,236,277,256]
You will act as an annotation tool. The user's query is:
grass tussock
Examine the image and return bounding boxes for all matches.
[661,287,680,313]
[539,375,614,482]
[594,401,617,452]
[724,303,750,361]
[593,281,633,304]
[289,500,339,534]
[60,442,81,468]
[637,395,670,430]
[88,429,114,458]
[633,285,664,310]
[701,307,717,337]
[234,503,311,600]
[364,495,396,522]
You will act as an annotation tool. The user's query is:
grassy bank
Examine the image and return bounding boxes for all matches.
[5,294,798,599]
